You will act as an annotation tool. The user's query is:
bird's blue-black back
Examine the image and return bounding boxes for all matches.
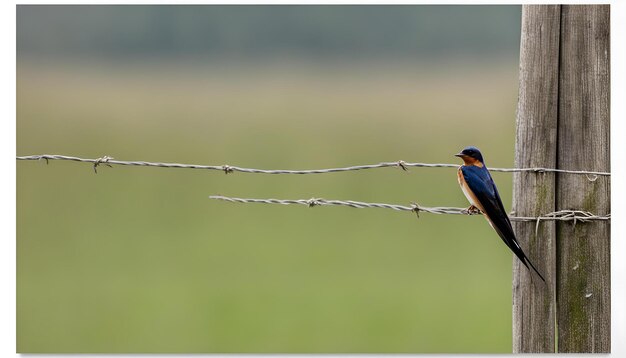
[460,164,546,282]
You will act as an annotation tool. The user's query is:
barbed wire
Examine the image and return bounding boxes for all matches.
[16,154,609,222]
[209,195,611,222]
[16,154,611,176]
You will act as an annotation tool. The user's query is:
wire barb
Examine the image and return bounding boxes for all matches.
[93,156,113,174]
[222,165,234,174]
[410,202,421,218]
[16,154,611,176]
[306,198,321,207]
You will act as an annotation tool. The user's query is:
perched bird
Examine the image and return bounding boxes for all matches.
[455,146,545,283]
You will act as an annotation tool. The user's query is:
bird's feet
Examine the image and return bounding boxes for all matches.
[464,205,482,215]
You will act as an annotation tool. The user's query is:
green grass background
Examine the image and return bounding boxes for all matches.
[17,59,519,353]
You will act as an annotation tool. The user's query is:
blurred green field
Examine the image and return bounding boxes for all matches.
[17,59,519,353]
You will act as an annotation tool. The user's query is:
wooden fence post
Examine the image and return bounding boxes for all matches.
[556,5,610,353]
[512,5,560,353]
[513,4,610,353]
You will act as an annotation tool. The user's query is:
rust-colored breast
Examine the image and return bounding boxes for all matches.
[457,166,486,213]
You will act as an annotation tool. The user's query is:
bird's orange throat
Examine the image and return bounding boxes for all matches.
[460,156,484,168]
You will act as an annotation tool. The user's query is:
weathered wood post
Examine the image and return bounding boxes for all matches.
[512,4,610,353]
[556,5,610,353]
[512,5,560,353]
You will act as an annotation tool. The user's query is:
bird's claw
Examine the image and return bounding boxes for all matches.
[464,205,482,215]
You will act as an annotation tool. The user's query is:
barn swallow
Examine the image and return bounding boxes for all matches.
[455,146,545,283]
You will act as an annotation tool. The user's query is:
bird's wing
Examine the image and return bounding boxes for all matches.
[461,166,517,248]
[461,165,545,282]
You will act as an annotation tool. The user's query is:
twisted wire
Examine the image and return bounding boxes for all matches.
[16,154,610,222]
[16,154,611,176]
[209,196,610,222]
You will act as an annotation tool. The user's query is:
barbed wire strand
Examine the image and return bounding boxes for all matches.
[16,154,611,177]
[16,154,609,222]
[209,195,610,222]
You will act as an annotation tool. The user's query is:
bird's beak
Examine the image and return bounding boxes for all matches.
[454,153,464,157]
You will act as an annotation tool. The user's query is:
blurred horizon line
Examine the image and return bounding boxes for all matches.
[17,5,522,62]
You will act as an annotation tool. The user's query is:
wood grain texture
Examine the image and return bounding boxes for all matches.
[556,5,610,353]
[512,5,560,353]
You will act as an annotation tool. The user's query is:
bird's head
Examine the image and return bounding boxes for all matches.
[454,146,484,167]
